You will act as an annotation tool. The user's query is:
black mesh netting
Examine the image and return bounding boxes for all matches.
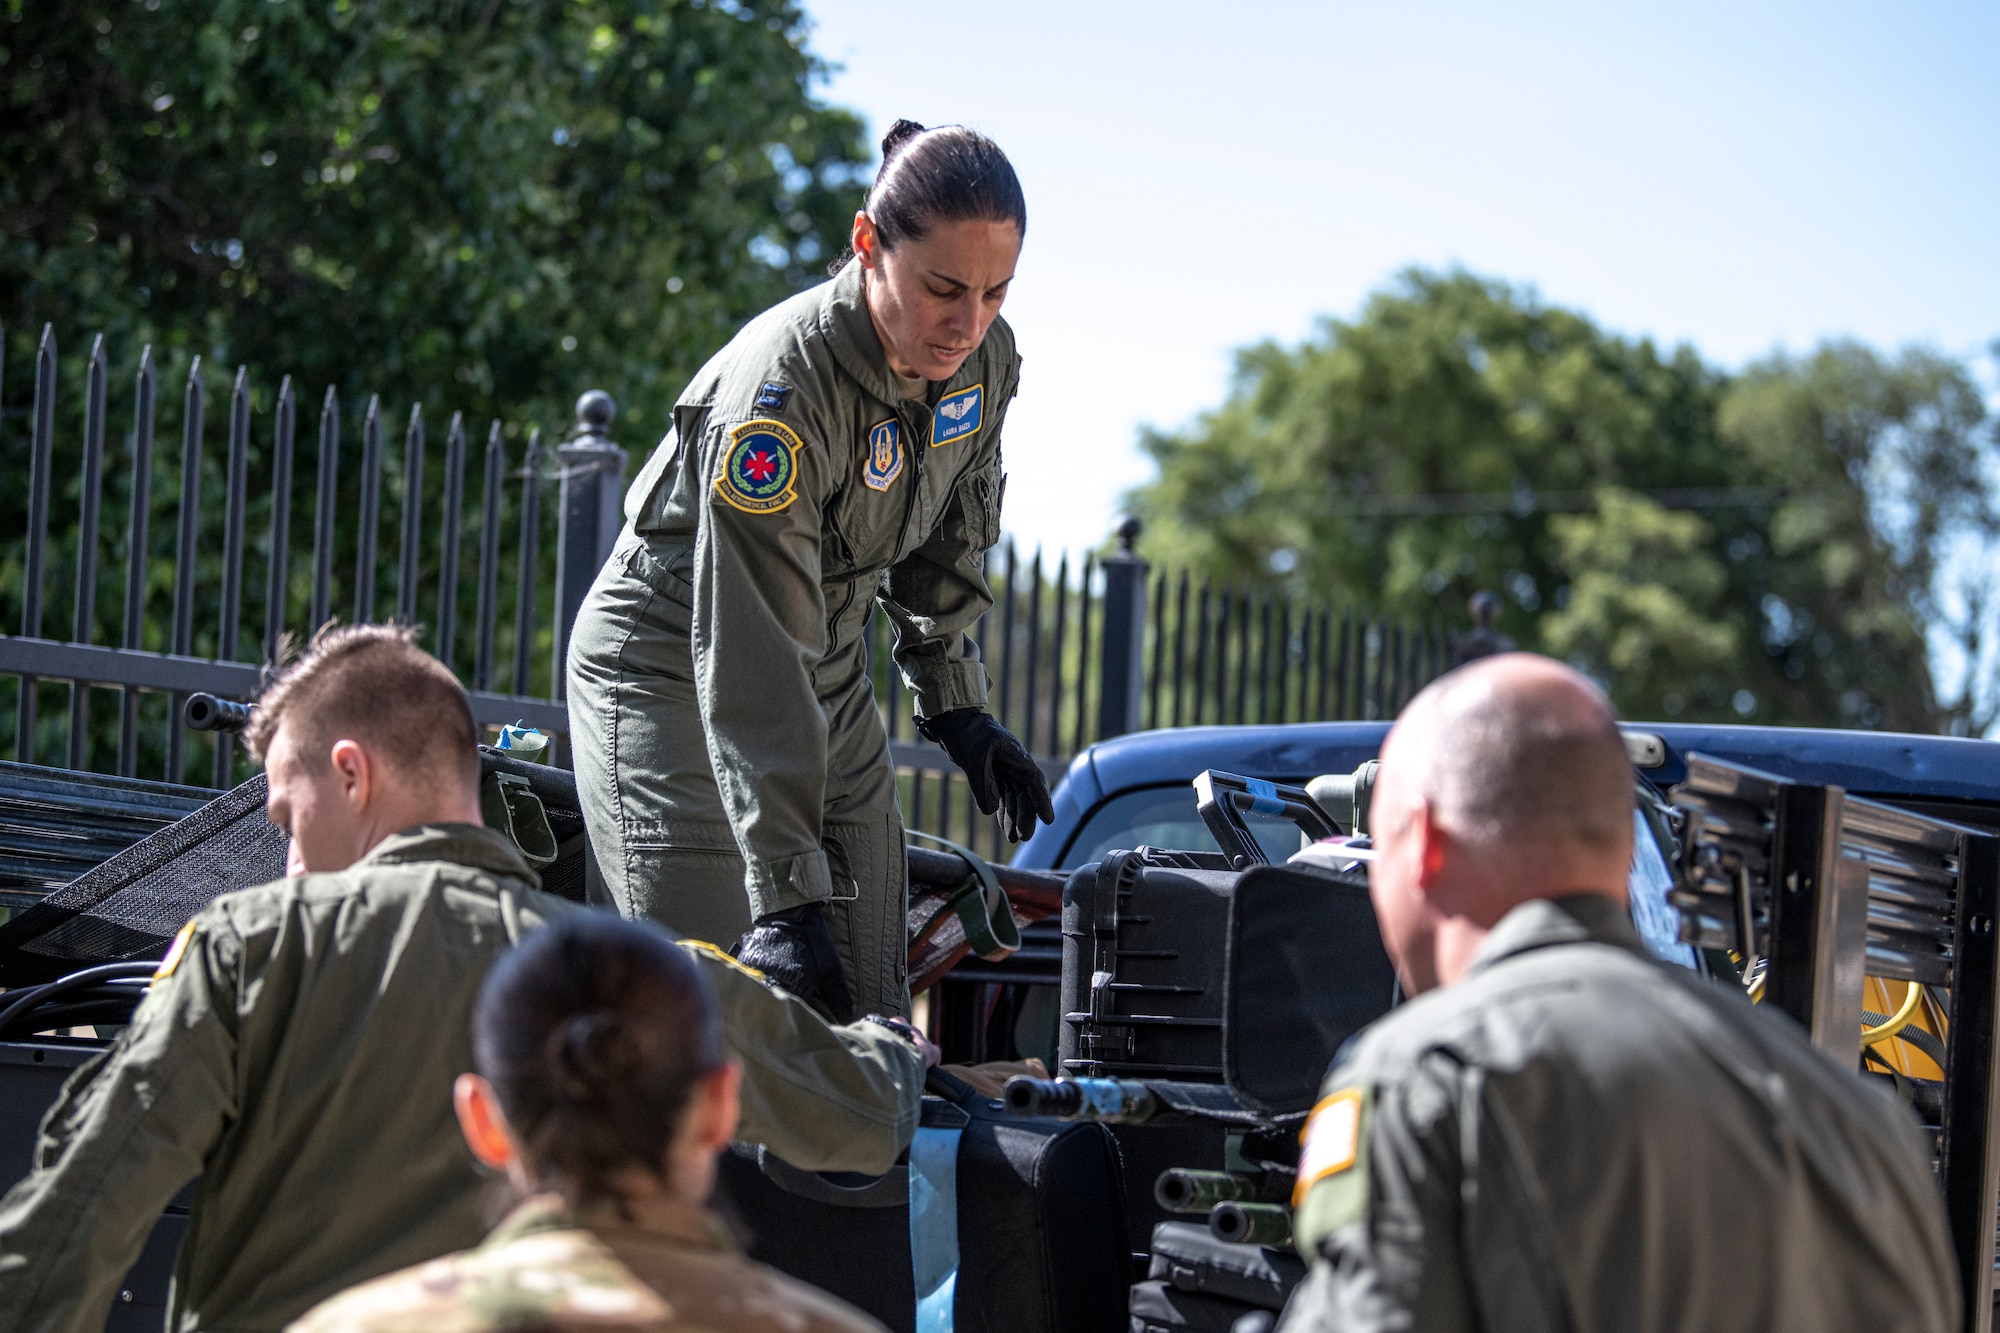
[0,750,591,986]
[0,775,285,984]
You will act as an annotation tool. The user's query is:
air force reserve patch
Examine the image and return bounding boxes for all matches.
[931,383,983,448]
[715,419,803,514]
[863,419,904,491]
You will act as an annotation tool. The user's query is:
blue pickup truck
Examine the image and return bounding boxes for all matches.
[1019,719,2000,870]
[934,720,2000,1072]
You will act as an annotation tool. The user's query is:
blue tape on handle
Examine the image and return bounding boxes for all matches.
[911,1126,961,1333]
[1245,777,1286,816]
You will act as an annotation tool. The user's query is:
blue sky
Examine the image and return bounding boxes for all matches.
[804,0,2000,561]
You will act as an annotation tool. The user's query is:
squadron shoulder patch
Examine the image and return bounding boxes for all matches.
[714,419,804,515]
[930,383,983,448]
[152,920,199,987]
[863,419,904,491]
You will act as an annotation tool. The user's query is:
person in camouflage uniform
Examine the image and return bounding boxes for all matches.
[0,626,922,1333]
[291,909,882,1333]
[567,120,1052,1023]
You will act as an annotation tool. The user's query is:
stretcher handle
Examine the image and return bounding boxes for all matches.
[1193,770,1341,869]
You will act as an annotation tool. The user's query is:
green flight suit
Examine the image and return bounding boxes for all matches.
[0,824,923,1333]
[567,258,1015,1017]
[1280,893,1958,1333]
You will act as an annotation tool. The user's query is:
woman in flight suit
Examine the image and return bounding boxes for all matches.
[567,121,1051,1022]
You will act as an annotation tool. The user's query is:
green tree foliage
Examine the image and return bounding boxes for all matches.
[1130,271,1998,731]
[0,0,867,779]
[1,0,867,432]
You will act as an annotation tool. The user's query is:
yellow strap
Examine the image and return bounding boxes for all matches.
[1862,977,1925,1046]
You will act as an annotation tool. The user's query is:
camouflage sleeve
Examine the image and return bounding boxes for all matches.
[287,1227,673,1333]
[0,919,240,1333]
[680,942,923,1174]
[879,368,1017,720]
[1278,1055,1474,1333]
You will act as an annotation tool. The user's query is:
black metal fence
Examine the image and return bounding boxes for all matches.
[879,529,1453,857]
[0,327,1448,854]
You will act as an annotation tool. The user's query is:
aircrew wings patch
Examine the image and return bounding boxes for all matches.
[714,420,804,514]
[931,384,983,448]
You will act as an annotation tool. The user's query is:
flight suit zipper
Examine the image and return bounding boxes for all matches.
[892,398,931,561]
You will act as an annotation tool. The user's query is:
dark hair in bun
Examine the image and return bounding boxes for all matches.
[474,912,724,1213]
[865,118,1026,252]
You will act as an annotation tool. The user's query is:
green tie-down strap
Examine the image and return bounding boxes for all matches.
[906,830,1021,961]
[481,770,559,868]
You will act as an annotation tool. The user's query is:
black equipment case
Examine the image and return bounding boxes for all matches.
[717,1071,1132,1333]
[1059,848,1240,1083]
[1,1037,186,1329]
[1054,773,1399,1245]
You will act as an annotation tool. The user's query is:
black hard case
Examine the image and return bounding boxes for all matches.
[717,1088,1131,1333]
[1058,849,1395,1106]
[1,1038,186,1330]
[1059,849,1239,1081]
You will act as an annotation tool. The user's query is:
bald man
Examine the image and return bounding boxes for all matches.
[1278,654,1957,1333]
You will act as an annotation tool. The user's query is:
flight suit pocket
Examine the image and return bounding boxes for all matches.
[970,467,1004,550]
[628,535,696,608]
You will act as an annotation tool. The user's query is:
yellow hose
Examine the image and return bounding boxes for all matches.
[1862,978,1925,1046]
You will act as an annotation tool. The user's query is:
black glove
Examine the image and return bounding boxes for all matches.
[916,708,1055,842]
[733,902,854,1023]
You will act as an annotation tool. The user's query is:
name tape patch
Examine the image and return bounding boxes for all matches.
[931,384,983,448]
[1294,1086,1365,1206]
[863,419,904,491]
[714,419,804,515]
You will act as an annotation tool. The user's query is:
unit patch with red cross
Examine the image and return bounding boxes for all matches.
[715,419,804,514]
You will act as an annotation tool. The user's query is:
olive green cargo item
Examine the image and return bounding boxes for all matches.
[287,1193,885,1333]
[1280,894,1957,1333]
[568,258,1017,1017]
[0,825,922,1333]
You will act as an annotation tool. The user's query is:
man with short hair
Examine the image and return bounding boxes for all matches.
[1279,653,1957,1333]
[0,624,925,1333]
